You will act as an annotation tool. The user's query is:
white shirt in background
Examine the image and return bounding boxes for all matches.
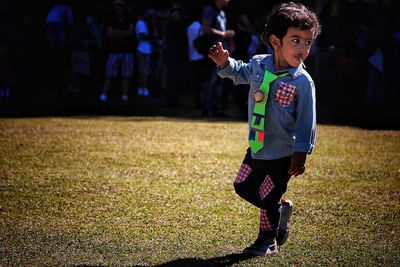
[46,4,73,24]
[135,19,152,55]
[187,21,205,62]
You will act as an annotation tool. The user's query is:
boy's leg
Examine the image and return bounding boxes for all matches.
[242,209,278,256]
[259,157,291,230]
[241,156,291,256]
[260,209,273,233]
[242,208,278,255]
[244,198,293,255]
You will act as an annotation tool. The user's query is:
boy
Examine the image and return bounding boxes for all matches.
[208,2,321,256]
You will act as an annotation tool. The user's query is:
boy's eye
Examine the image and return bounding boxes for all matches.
[291,38,313,47]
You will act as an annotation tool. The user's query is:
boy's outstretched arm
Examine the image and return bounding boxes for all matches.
[208,42,229,68]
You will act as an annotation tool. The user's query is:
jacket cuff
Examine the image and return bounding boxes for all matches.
[217,57,234,75]
[294,142,314,154]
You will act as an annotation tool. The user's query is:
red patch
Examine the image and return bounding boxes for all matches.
[257,131,264,142]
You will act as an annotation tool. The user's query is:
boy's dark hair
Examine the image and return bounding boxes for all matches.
[261,1,321,47]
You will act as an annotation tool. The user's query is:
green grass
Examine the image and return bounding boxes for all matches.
[0,117,399,266]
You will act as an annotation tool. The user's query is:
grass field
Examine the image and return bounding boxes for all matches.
[0,116,399,266]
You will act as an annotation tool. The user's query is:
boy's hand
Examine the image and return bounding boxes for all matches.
[289,152,307,177]
[208,42,229,68]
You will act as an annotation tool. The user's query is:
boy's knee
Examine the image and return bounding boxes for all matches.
[234,182,281,210]
[259,196,280,211]
[234,182,261,208]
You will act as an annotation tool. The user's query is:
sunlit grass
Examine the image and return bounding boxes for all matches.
[0,117,399,266]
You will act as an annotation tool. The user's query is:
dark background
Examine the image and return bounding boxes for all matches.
[0,0,399,129]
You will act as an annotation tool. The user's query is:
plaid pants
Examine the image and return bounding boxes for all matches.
[234,148,291,231]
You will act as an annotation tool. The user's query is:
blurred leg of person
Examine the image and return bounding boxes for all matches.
[202,62,223,117]
[100,53,118,102]
[136,51,151,97]
[120,53,134,102]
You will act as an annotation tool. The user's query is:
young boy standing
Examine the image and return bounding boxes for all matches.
[208,2,321,256]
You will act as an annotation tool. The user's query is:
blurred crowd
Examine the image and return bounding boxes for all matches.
[0,0,399,121]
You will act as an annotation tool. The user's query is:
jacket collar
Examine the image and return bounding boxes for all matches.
[261,53,305,79]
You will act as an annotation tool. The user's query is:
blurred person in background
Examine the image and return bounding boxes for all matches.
[135,9,153,97]
[99,0,135,104]
[186,9,208,109]
[201,0,235,117]
[164,4,188,107]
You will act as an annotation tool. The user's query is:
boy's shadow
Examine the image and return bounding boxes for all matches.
[75,252,257,267]
[151,253,257,267]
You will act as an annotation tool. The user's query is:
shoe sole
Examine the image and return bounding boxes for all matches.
[277,200,293,246]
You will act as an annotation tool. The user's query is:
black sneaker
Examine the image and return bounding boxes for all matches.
[242,232,279,256]
[277,199,293,246]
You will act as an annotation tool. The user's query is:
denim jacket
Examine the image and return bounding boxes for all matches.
[217,54,316,160]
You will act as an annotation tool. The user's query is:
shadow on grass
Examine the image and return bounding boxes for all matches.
[75,253,256,267]
[150,253,257,267]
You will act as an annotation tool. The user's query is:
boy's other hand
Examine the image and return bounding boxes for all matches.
[208,42,229,68]
[289,152,307,177]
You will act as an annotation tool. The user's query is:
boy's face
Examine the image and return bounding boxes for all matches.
[270,27,314,70]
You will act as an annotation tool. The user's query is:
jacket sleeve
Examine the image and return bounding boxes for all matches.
[293,77,316,154]
[217,57,252,85]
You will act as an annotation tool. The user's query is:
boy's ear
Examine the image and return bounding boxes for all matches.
[269,34,281,49]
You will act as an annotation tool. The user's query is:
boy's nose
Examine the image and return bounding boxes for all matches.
[298,43,308,53]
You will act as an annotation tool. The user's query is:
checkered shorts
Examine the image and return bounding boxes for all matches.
[105,53,134,78]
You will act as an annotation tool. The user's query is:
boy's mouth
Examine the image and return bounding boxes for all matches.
[295,55,304,63]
